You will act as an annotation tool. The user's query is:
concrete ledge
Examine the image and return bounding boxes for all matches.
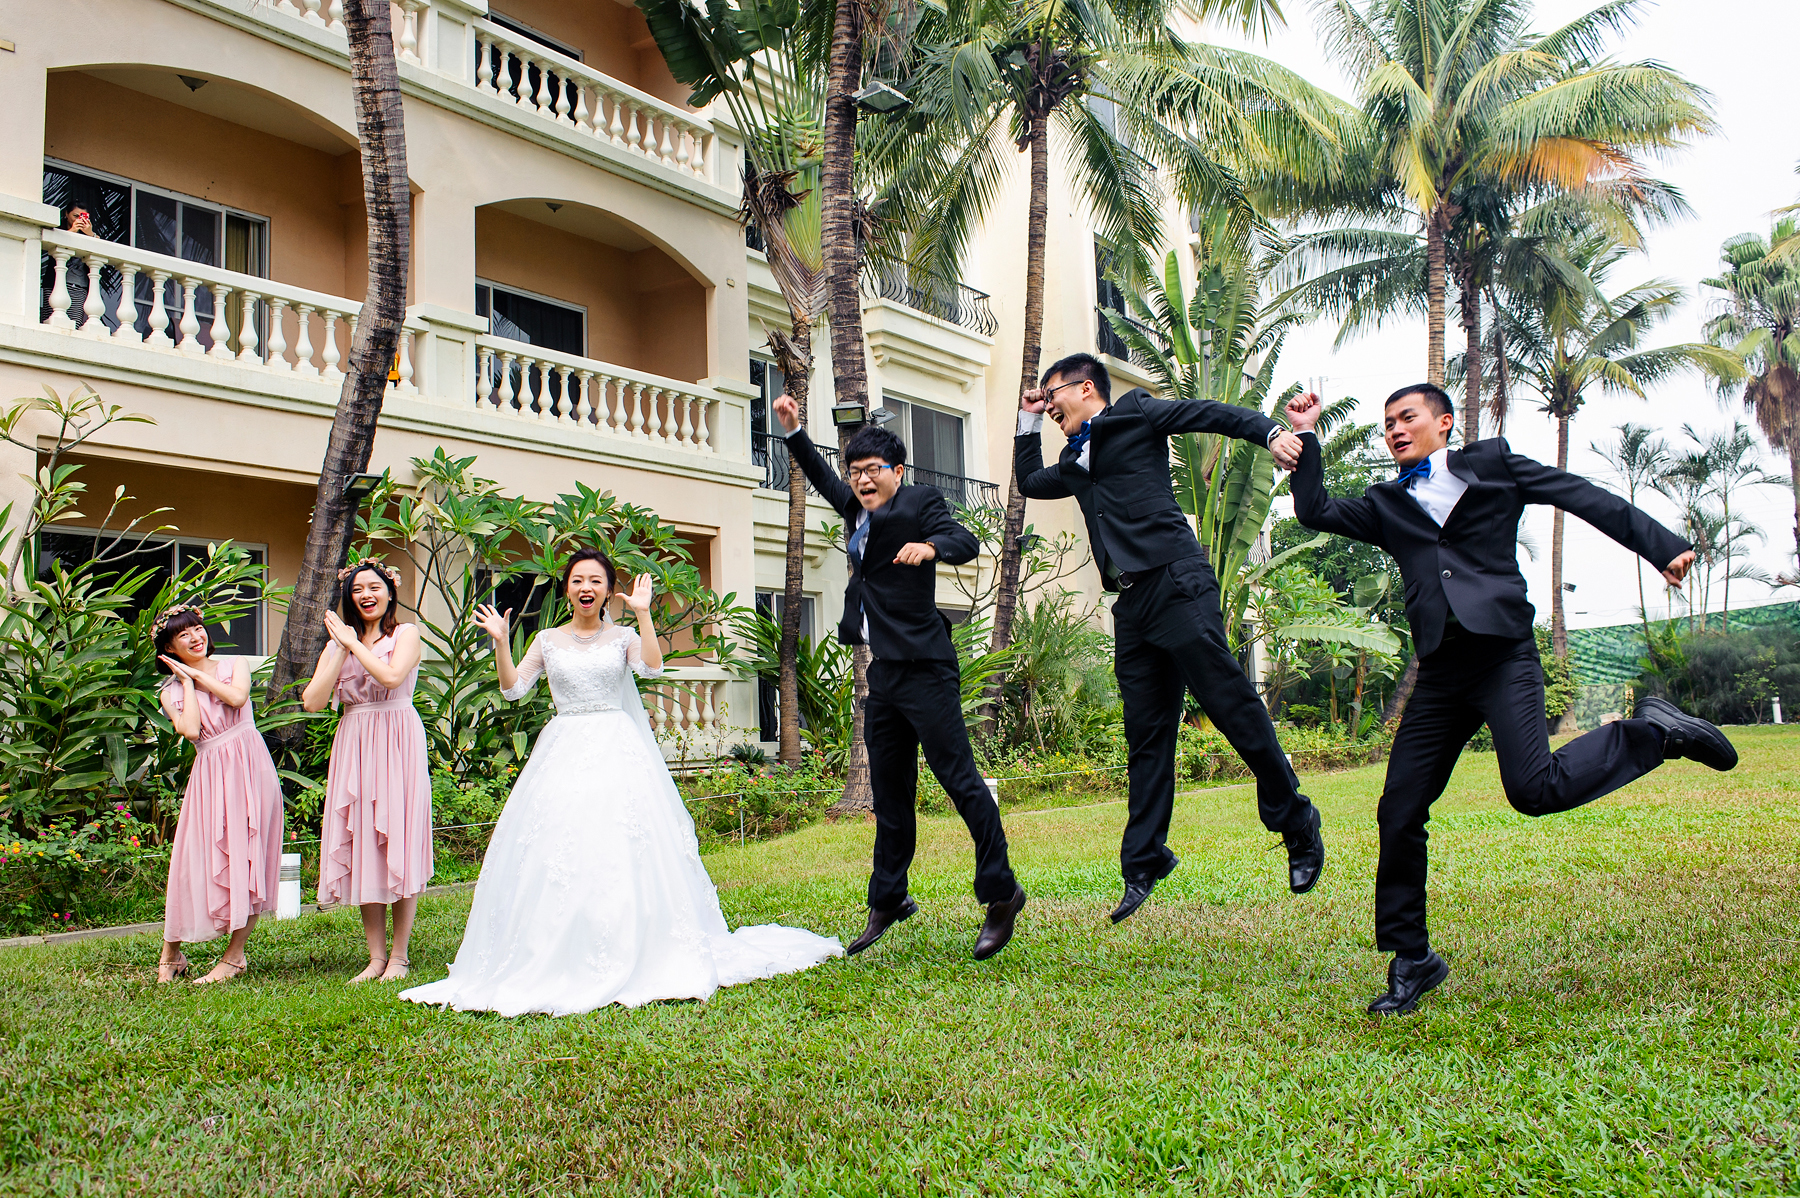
[0,881,478,951]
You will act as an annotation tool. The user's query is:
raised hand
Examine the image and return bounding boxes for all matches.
[773,394,801,434]
[159,655,195,681]
[1284,391,1322,433]
[323,609,358,650]
[624,572,654,616]
[471,603,512,642]
[1020,386,1050,414]
[1662,549,1696,587]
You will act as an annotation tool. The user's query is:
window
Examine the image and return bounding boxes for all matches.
[476,280,585,355]
[880,395,966,497]
[38,528,267,654]
[754,591,815,743]
[41,160,268,344]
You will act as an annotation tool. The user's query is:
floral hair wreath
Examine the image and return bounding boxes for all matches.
[152,603,204,638]
[337,557,403,588]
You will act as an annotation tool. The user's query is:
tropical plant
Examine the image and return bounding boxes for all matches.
[1655,424,1776,631]
[1267,0,1712,436]
[351,450,736,781]
[633,0,829,770]
[266,0,412,730]
[993,589,1115,752]
[938,499,1086,630]
[1590,421,1671,642]
[1480,234,1742,662]
[1704,216,1800,570]
[731,604,855,770]
[886,0,1352,665]
[1249,562,1402,720]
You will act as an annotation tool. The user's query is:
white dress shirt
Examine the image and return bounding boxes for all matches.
[1404,446,1468,527]
[1018,408,1283,472]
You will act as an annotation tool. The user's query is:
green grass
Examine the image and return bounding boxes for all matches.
[3,727,1797,1195]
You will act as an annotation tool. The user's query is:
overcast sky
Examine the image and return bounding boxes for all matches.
[1212,0,1798,629]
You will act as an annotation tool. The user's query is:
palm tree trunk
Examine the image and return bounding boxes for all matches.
[987,117,1050,668]
[1458,269,1481,440]
[1550,412,1570,662]
[1382,654,1419,729]
[1425,205,1449,386]
[821,0,873,814]
[777,324,811,767]
[264,0,408,723]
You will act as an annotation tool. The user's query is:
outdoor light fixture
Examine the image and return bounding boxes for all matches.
[831,401,868,427]
[853,81,911,115]
[1562,582,1577,592]
[178,74,208,92]
[342,472,383,503]
[869,407,898,427]
[1015,533,1044,553]
[545,202,562,213]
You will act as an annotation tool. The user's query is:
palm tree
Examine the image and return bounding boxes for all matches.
[266,0,411,721]
[1704,217,1800,570]
[636,0,826,767]
[1268,0,1713,437]
[1671,422,1775,630]
[886,0,1352,664]
[1483,236,1741,671]
[1589,421,1668,639]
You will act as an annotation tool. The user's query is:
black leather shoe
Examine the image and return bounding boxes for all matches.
[1110,855,1179,924]
[846,896,918,955]
[1283,805,1325,894]
[1367,950,1449,1016]
[972,886,1026,960]
[1636,696,1738,771]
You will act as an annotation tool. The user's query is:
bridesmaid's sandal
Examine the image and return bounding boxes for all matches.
[379,957,411,982]
[156,955,190,984]
[194,957,247,986]
[348,958,388,984]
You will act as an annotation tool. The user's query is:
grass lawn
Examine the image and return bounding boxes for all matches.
[3,727,1797,1195]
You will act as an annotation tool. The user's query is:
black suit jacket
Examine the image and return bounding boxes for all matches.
[1014,387,1279,589]
[786,429,978,661]
[1291,434,1692,658]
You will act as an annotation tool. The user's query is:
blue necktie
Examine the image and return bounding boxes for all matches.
[1395,457,1433,487]
[1065,420,1094,458]
[848,515,869,633]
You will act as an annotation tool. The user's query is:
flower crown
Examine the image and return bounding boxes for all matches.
[152,603,204,638]
[337,557,403,588]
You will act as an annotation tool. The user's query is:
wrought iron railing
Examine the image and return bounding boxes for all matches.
[865,265,997,336]
[753,433,999,510]
[1096,307,1169,371]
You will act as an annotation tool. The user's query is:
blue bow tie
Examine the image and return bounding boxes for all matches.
[1065,420,1094,457]
[1395,457,1433,487]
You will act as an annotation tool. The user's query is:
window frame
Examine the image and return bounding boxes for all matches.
[475,276,588,355]
[44,157,270,275]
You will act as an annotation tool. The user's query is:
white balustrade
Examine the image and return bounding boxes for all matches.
[644,669,731,744]
[471,335,719,455]
[470,20,714,183]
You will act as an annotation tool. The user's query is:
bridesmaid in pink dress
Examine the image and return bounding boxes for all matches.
[301,559,433,983]
[154,604,285,985]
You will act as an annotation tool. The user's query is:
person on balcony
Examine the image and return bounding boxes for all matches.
[1015,352,1325,924]
[154,604,285,985]
[772,395,1027,962]
[301,559,434,984]
[400,549,841,1016]
[1284,384,1735,1016]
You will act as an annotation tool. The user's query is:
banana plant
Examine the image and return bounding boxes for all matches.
[1105,232,1360,648]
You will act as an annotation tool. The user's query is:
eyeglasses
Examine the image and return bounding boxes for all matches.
[1044,379,1088,400]
[847,463,897,482]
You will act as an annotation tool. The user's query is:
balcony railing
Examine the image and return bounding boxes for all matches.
[475,336,719,454]
[908,467,1002,511]
[1097,306,1168,372]
[752,431,836,494]
[865,266,997,337]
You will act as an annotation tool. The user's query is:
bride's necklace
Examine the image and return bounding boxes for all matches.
[569,623,606,645]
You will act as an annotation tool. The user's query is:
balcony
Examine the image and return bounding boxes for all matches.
[864,265,996,337]
[752,432,998,510]
[29,227,739,470]
[1097,306,1169,373]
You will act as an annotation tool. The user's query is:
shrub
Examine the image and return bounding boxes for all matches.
[1637,624,1799,725]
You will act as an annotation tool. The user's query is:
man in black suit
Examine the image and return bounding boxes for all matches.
[1015,353,1326,922]
[1286,383,1737,1016]
[773,394,1026,960]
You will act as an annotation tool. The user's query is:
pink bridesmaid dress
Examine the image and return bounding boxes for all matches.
[318,624,433,906]
[162,658,285,943]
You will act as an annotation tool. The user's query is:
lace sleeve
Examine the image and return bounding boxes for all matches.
[625,627,663,679]
[501,634,547,701]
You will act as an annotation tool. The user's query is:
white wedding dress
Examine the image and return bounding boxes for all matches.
[401,623,841,1016]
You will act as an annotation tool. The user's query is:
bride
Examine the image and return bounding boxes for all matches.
[401,548,841,1016]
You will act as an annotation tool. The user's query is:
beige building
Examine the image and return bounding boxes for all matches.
[0,0,1193,751]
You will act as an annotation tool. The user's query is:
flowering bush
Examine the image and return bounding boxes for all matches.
[681,754,841,844]
[0,803,167,934]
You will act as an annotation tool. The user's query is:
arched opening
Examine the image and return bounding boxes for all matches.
[474,198,707,383]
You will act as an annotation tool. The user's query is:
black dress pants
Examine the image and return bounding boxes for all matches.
[864,659,1017,910]
[1375,629,1667,956]
[1111,556,1315,880]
